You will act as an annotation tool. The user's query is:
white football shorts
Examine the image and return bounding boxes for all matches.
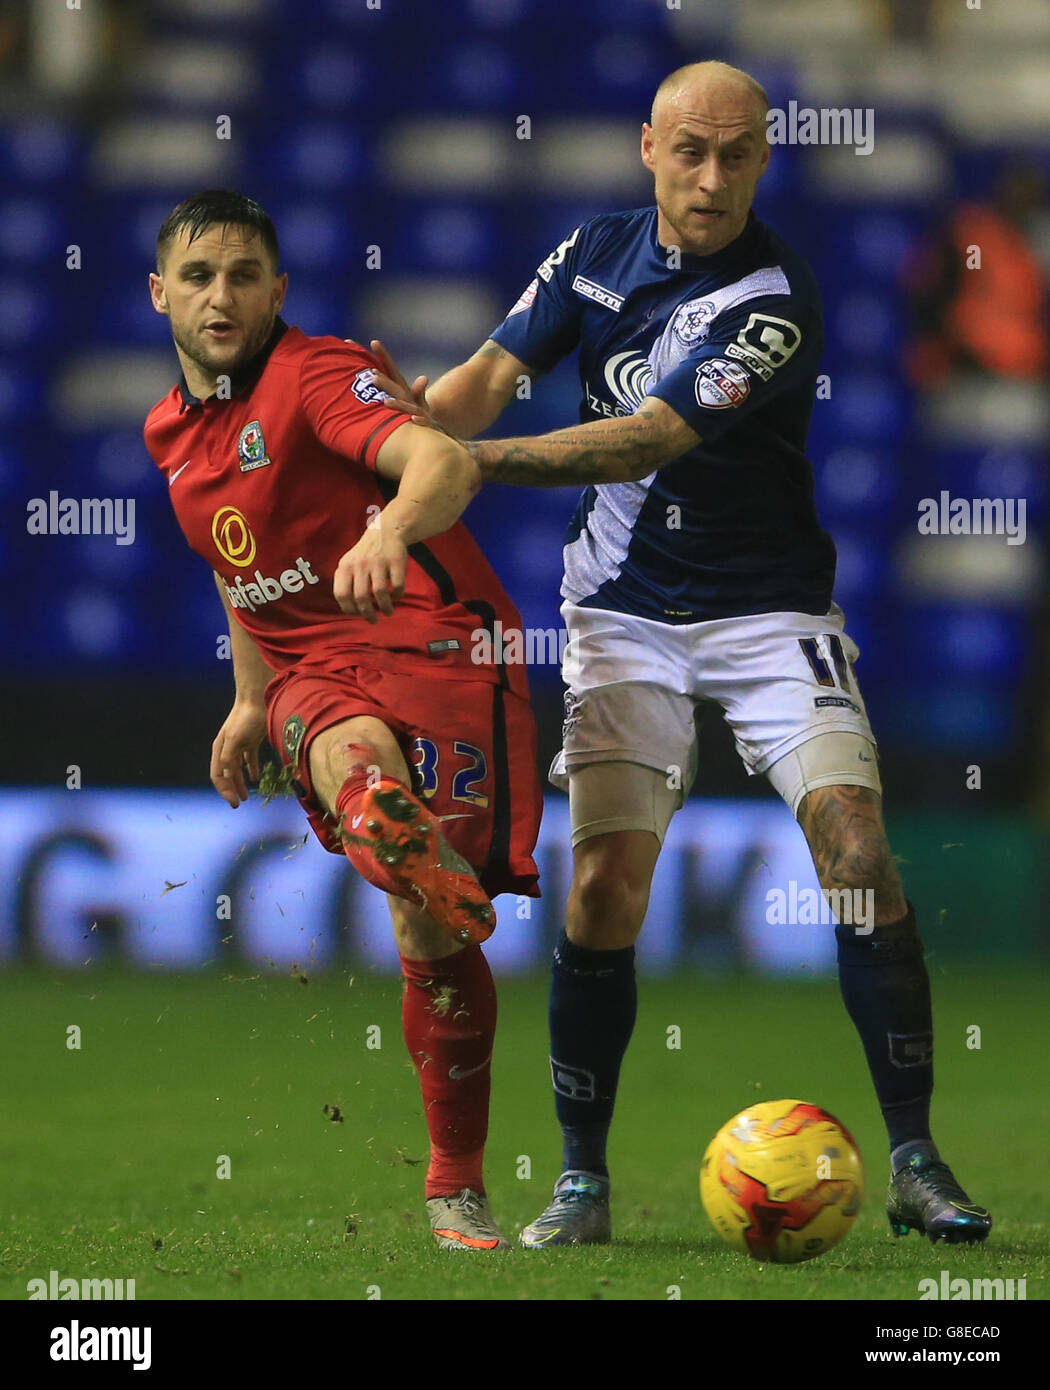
[550,600,882,842]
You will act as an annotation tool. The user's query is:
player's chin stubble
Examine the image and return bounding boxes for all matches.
[172,313,275,379]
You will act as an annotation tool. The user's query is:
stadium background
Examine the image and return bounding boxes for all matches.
[2,0,1049,975]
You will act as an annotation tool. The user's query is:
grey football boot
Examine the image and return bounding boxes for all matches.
[519,1171,611,1248]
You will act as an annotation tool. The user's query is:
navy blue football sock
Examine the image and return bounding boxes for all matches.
[548,931,637,1178]
[834,902,933,1155]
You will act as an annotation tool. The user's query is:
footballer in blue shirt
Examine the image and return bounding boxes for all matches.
[372,61,990,1250]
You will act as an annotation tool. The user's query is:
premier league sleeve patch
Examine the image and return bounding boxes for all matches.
[237,419,272,472]
[350,368,387,406]
[507,277,539,316]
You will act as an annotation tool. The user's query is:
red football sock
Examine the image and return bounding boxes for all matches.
[400,945,497,1199]
[333,753,406,898]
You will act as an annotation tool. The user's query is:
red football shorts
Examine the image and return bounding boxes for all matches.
[265,662,542,900]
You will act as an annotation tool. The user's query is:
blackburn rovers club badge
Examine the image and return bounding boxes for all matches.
[237,419,272,473]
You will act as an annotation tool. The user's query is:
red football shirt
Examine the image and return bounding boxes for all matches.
[144,320,528,694]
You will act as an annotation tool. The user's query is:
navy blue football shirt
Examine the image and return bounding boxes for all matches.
[490,207,836,623]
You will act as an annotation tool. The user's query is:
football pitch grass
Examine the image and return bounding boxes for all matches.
[0,964,1045,1303]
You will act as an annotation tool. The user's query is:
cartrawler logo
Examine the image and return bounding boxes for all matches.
[603,351,652,414]
[212,505,256,568]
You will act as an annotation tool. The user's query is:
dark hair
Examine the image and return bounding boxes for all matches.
[156,190,280,271]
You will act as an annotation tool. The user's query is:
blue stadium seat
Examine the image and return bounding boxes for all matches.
[825,291,906,363]
[814,446,898,521]
[754,144,804,208]
[0,196,67,265]
[926,445,1045,524]
[910,604,1024,682]
[465,0,531,30]
[846,207,928,283]
[156,564,232,667]
[816,371,910,447]
[412,40,527,111]
[0,439,26,504]
[283,274,354,336]
[264,201,350,270]
[826,530,889,607]
[837,606,875,668]
[246,122,370,191]
[522,0,671,32]
[526,200,627,261]
[385,202,500,273]
[0,119,81,188]
[885,687,1013,752]
[74,192,195,276]
[578,30,681,109]
[0,356,45,423]
[952,147,1050,203]
[308,0,399,31]
[810,202,928,293]
[88,284,171,347]
[64,528,150,583]
[91,431,165,494]
[0,281,58,350]
[58,586,135,662]
[272,44,376,112]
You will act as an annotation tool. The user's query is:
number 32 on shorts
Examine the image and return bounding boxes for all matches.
[410,738,490,809]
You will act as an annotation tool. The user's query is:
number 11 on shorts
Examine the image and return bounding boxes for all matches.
[798,635,851,690]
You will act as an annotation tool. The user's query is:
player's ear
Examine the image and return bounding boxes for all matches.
[640,123,656,171]
[273,271,288,311]
[148,272,168,316]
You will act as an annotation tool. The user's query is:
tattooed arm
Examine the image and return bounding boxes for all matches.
[467,397,701,487]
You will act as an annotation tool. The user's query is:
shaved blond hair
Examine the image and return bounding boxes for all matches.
[650,61,769,129]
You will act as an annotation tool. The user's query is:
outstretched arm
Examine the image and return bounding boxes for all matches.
[466,397,701,487]
[370,337,534,441]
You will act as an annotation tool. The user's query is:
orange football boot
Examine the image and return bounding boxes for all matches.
[340,780,496,945]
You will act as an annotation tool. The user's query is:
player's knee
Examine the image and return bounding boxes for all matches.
[839,828,896,889]
[338,738,384,777]
[567,856,650,945]
[310,719,408,808]
[820,828,905,922]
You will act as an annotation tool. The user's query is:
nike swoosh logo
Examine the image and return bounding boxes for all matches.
[438,814,473,822]
[524,1228,561,1246]
[432,1228,500,1249]
[168,460,191,486]
[351,814,364,829]
[449,1054,492,1081]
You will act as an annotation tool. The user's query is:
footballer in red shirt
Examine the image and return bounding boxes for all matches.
[144,190,542,1251]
